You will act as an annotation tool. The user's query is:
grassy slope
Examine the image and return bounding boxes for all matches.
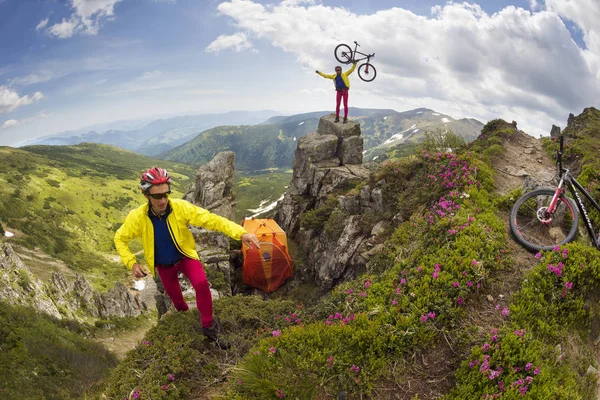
[0,143,196,289]
[234,169,292,221]
[98,115,600,400]
[0,302,118,400]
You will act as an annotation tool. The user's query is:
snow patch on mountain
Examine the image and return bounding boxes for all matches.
[384,124,417,145]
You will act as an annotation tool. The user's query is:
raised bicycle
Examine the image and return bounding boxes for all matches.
[509,135,600,252]
[334,41,377,82]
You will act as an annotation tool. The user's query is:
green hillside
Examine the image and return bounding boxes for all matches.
[0,143,196,289]
[0,302,118,400]
[161,121,318,171]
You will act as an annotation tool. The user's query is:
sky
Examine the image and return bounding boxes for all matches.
[0,0,599,146]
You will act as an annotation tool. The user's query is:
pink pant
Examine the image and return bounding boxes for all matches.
[336,88,349,118]
[156,257,213,328]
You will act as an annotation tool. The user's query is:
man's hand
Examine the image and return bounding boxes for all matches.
[241,233,261,249]
[132,264,147,278]
[315,70,319,73]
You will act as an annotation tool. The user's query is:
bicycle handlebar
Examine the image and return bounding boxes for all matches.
[354,41,360,47]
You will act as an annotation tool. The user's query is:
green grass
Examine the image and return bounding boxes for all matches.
[0,301,118,400]
[234,169,292,221]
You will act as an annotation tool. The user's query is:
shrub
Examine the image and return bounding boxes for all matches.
[300,197,339,233]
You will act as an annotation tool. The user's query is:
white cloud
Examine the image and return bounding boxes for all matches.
[46,0,122,39]
[47,17,79,38]
[0,86,44,113]
[208,0,600,136]
[8,71,58,86]
[1,112,51,130]
[206,32,255,53]
[1,119,20,129]
[36,18,49,31]
[137,70,163,80]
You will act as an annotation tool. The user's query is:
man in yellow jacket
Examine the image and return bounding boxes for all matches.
[316,62,357,123]
[114,167,260,348]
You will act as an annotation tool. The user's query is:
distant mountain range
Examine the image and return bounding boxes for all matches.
[25,107,484,170]
[24,111,280,157]
[161,107,484,170]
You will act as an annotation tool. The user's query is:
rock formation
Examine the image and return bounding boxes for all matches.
[0,242,141,320]
[276,114,391,289]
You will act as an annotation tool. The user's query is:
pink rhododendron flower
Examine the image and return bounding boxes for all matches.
[269,347,276,354]
[272,330,281,337]
[565,281,573,289]
[457,297,464,305]
[327,356,334,367]
[501,308,509,317]
[169,373,175,381]
[421,314,428,322]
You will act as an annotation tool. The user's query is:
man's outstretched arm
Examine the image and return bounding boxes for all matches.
[316,70,335,79]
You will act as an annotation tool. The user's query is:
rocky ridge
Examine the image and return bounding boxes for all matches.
[277,114,392,288]
[0,242,141,320]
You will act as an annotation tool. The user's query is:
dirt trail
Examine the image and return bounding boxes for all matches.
[93,317,157,360]
[491,130,556,196]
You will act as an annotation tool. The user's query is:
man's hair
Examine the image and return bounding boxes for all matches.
[335,66,342,70]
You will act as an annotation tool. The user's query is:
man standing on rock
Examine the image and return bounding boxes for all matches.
[114,167,260,349]
[316,62,357,123]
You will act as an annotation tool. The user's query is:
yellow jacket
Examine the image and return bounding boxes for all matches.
[114,198,247,277]
[318,63,357,89]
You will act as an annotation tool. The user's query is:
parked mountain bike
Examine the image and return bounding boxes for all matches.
[334,41,377,82]
[510,135,600,252]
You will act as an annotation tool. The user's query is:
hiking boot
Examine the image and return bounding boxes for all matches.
[334,116,340,123]
[343,117,348,124]
[202,321,230,350]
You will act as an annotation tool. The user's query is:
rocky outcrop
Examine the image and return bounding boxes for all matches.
[0,242,141,320]
[184,151,236,221]
[276,115,390,289]
[0,242,62,319]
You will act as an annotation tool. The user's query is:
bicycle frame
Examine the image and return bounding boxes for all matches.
[548,136,600,249]
[349,42,374,64]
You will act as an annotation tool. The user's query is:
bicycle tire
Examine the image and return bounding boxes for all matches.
[509,188,578,252]
[334,44,353,64]
[358,63,377,82]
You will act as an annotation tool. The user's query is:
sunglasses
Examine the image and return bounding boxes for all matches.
[148,190,171,200]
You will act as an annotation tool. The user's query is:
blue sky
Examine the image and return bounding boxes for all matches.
[0,0,598,146]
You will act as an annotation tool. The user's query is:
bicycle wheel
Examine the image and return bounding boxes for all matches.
[509,188,578,252]
[334,44,353,64]
[358,63,377,82]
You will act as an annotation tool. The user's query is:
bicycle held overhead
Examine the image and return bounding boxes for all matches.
[334,41,377,82]
[510,134,600,252]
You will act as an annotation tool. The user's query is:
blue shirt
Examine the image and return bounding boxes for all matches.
[335,74,347,90]
[148,203,184,265]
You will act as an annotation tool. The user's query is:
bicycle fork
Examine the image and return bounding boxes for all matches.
[542,179,566,224]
